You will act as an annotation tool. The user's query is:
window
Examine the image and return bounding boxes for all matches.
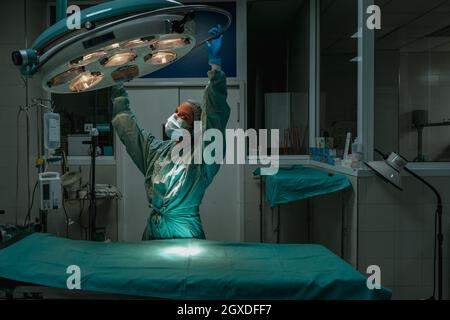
[375,0,450,162]
[319,0,358,153]
[247,0,310,155]
[52,89,114,157]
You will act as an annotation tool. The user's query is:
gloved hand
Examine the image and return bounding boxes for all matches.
[111,84,128,100]
[206,25,223,66]
[111,84,129,115]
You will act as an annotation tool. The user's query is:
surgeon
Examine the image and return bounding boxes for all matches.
[111,26,230,240]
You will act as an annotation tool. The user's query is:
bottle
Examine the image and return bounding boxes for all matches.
[43,112,61,153]
[351,138,363,161]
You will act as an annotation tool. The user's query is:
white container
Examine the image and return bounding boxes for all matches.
[39,172,61,211]
[43,112,60,152]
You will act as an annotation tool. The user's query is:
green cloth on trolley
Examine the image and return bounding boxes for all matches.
[254,165,352,208]
[0,233,391,300]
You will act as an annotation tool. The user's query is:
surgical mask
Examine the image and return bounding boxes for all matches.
[165,113,190,140]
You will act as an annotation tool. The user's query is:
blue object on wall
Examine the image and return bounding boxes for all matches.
[143,2,237,78]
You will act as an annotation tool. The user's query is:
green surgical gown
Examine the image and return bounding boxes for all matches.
[111,70,230,240]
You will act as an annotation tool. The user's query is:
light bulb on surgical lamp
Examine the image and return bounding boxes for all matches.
[69,71,104,93]
[70,51,107,67]
[152,37,190,50]
[48,67,84,87]
[120,38,156,49]
[144,51,177,65]
[11,0,232,94]
[102,42,121,51]
[101,52,137,67]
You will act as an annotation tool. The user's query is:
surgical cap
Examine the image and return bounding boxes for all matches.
[187,100,202,122]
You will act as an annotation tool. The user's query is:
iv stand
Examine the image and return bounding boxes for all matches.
[86,91,98,241]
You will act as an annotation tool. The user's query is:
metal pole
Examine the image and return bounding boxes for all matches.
[56,0,68,23]
[307,198,311,242]
[89,92,98,241]
[277,205,281,244]
[260,176,263,243]
[341,192,346,259]
[417,127,424,162]
[404,167,443,300]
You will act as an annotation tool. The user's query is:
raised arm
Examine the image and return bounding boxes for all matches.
[202,25,231,184]
[203,69,230,133]
[111,85,163,175]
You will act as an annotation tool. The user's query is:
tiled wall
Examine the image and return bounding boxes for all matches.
[399,52,450,162]
[376,51,450,162]
[358,175,450,300]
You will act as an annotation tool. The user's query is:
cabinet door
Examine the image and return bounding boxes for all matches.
[180,86,242,242]
[117,87,179,241]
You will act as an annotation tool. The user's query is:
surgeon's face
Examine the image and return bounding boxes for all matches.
[175,102,194,127]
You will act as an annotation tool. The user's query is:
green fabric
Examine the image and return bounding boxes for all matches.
[112,70,230,240]
[254,165,352,208]
[0,233,391,300]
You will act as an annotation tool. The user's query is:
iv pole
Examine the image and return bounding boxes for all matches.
[88,91,98,241]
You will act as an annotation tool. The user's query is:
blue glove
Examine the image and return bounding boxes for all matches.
[206,25,223,66]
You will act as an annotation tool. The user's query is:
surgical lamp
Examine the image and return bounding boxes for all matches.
[11,0,231,240]
[11,0,232,93]
[365,150,444,300]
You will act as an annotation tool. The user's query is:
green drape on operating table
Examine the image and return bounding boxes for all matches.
[0,233,391,300]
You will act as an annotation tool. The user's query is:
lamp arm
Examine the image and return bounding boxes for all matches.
[404,166,443,301]
[373,148,443,300]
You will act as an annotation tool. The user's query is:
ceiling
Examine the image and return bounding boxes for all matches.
[319,0,450,54]
[376,0,450,52]
[320,0,358,55]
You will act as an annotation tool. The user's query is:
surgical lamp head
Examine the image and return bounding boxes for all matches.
[365,151,408,191]
[11,0,231,94]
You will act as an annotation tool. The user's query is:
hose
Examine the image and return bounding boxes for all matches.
[15,109,23,226]
[25,110,31,226]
